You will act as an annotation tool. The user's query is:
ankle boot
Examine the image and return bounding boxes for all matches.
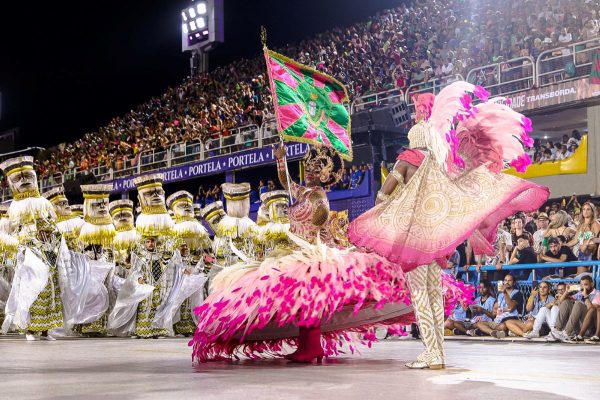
[284,326,307,360]
[289,325,325,363]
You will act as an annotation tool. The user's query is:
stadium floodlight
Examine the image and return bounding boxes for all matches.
[181,0,224,70]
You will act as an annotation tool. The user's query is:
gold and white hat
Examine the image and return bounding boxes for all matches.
[0,156,55,227]
[79,183,115,246]
[222,183,251,218]
[0,156,39,198]
[110,199,137,250]
[109,199,134,217]
[260,190,289,223]
[42,185,77,222]
[133,173,173,237]
[170,191,210,250]
[260,190,289,207]
[42,185,66,203]
[71,204,84,217]
[200,201,225,231]
[133,173,164,190]
[166,190,194,211]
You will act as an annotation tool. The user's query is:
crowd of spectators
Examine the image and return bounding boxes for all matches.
[526,129,584,164]
[23,0,599,184]
[187,163,373,208]
[442,194,600,343]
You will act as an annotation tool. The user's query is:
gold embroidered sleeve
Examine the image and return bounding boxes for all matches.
[309,191,330,228]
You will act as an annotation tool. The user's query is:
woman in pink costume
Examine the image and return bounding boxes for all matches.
[190,144,472,364]
[349,82,550,369]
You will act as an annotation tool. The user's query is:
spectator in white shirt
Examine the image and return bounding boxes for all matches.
[441,58,454,77]
[533,212,549,254]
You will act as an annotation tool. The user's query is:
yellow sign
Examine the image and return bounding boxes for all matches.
[504,136,588,178]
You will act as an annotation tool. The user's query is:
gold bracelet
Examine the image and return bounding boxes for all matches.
[377,191,390,202]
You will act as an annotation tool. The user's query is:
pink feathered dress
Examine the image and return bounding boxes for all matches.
[189,181,472,363]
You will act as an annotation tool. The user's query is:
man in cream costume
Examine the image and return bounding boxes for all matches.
[131,173,175,338]
[110,199,138,278]
[168,191,211,257]
[0,156,63,340]
[77,184,116,335]
[167,190,210,336]
[0,204,18,325]
[217,183,259,259]
[42,185,84,250]
[257,190,290,256]
[201,201,229,265]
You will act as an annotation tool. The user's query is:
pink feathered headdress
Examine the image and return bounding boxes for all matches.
[412,93,435,121]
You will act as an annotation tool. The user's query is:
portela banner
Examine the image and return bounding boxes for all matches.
[108,142,309,192]
[507,78,600,112]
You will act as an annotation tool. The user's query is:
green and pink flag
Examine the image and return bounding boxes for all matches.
[264,47,353,160]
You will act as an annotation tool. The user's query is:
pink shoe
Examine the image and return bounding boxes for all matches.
[288,325,325,364]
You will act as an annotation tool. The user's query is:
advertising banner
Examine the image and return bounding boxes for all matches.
[108,142,309,192]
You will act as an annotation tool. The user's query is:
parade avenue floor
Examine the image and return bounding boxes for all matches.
[1,335,599,400]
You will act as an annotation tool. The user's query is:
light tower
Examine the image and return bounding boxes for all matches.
[181,0,224,76]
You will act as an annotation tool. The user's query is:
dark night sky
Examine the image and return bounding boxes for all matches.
[0,0,401,149]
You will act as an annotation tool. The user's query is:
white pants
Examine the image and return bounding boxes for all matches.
[532,306,559,334]
[407,262,444,361]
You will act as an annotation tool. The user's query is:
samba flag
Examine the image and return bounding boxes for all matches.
[264,47,353,160]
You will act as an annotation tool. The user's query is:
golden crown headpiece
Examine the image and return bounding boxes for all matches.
[303,145,343,185]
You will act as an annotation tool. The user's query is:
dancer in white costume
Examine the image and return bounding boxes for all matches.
[77,184,116,336]
[42,185,84,250]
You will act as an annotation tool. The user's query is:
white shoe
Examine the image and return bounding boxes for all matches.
[42,334,56,341]
[405,355,445,370]
[544,333,558,342]
[25,334,37,341]
[551,329,569,342]
[523,331,539,339]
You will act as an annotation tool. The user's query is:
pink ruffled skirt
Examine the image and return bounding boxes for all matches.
[189,240,472,363]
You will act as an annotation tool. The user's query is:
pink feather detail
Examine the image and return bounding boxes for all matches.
[189,249,473,363]
[455,102,533,173]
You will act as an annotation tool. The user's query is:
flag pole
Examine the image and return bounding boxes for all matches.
[262,25,295,205]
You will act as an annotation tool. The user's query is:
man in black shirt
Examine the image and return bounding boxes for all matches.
[509,234,538,279]
[540,237,578,276]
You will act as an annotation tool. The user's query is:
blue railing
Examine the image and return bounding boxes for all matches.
[460,261,600,299]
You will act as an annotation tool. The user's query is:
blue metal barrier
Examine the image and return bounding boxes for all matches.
[460,261,600,298]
